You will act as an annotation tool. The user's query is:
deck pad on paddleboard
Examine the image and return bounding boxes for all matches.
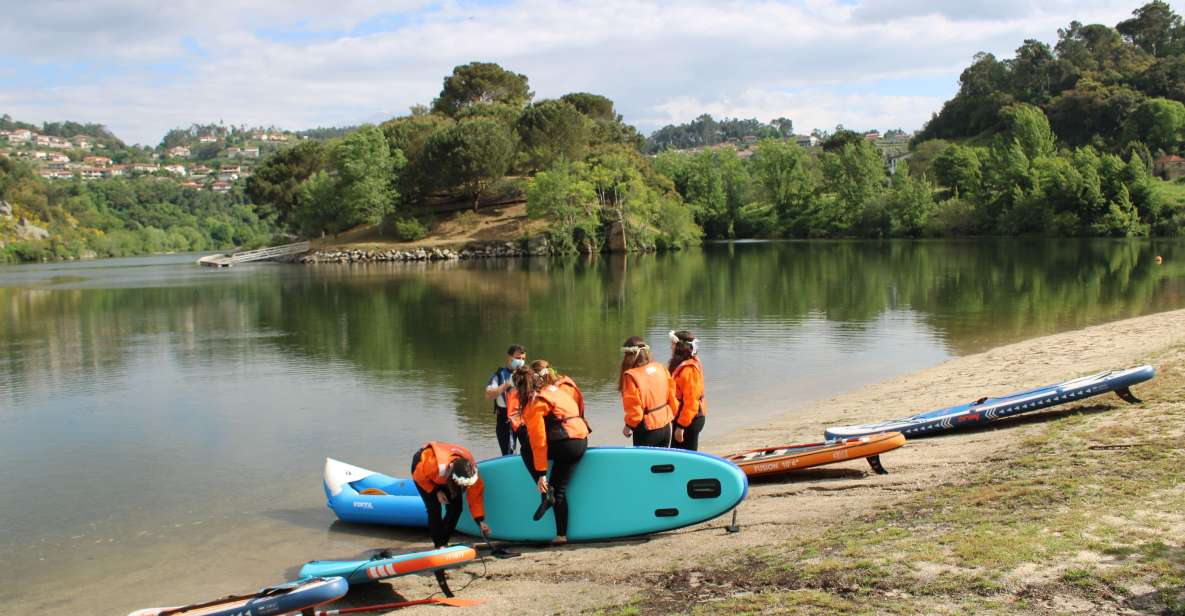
[824,365,1155,440]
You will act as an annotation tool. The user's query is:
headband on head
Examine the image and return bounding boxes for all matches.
[451,471,478,487]
[621,344,649,354]
[670,330,699,355]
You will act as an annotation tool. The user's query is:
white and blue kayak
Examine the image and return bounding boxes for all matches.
[324,448,748,542]
[324,458,427,526]
[824,364,1155,440]
[129,576,348,616]
[299,545,476,585]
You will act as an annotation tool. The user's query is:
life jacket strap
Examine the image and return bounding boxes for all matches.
[643,402,669,415]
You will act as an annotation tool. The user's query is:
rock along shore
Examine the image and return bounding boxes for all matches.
[291,240,552,264]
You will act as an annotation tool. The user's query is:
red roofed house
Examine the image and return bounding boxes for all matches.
[84,155,112,167]
[1154,155,1185,181]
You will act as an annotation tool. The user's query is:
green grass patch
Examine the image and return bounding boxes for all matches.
[601,348,1185,614]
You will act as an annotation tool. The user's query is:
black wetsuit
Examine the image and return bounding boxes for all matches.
[631,422,672,448]
[528,437,587,537]
[673,414,706,451]
[411,448,462,548]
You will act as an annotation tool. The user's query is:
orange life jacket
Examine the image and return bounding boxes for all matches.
[622,361,676,431]
[524,383,589,473]
[506,389,523,432]
[672,356,706,428]
[553,376,587,418]
[411,441,486,521]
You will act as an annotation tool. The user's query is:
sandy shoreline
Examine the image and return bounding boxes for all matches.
[336,307,1185,615]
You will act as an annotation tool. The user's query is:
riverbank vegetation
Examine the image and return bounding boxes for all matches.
[5,2,1185,262]
[0,157,277,263]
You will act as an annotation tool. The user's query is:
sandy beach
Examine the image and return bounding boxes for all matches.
[321,307,1185,615]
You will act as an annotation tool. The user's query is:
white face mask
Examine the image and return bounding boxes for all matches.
[509,357,525,369]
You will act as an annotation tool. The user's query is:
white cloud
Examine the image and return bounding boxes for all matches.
[0,0,1147,144]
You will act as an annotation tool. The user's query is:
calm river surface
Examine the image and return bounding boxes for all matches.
[1,239,1183,612]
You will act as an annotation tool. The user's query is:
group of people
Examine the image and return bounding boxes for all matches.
[410,331,708,549]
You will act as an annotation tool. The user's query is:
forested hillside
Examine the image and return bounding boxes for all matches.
[916,0,1185,153]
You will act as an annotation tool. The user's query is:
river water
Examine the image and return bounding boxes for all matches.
[1,239,1182,612]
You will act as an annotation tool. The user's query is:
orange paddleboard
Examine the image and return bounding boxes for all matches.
[726,431,906,479]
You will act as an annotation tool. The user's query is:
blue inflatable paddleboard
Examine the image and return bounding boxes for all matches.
[324,448,748,542]
[128,576,348,616]
[824,364,1155,440]
[455,447,748,541]
[299,545,476,585]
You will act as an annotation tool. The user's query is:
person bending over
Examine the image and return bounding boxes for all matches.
[410,441,490,548]
[669,330,707,451]
[618,336,677,448]
[517,360,590,544]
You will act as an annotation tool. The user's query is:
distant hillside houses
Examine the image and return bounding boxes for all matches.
[167,145,190,158]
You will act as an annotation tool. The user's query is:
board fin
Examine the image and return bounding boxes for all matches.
[1115,387,1142,404]
[725,509,740,533]
[868,455,889,475]
[434,570,454,597]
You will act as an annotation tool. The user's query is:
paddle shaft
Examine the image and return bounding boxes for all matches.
[314,597,478,614]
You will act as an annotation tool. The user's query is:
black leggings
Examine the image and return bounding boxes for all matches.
[495,406,517,455]
[411,449,462,548]
[673,414,706,451]
[632,422,672,448]
[515,426,533,474]
[541,438,587,537]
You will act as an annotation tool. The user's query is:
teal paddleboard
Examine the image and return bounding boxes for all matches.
[455,447,748,542]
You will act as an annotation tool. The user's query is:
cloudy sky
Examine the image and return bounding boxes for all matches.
[0,0,1156,145]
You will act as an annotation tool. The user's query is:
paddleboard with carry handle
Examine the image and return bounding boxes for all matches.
[824,365,1156,440]
[128,576,348,616]
[298,545,476,585]
[726,431,907,479]
[454,446,748,542]
[324,447,748,542]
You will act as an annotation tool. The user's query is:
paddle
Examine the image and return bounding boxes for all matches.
[313,597,483,614]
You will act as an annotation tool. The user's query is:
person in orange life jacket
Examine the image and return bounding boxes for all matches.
[485,345,526,455]
[618,336,677,447]
[510,364,586,476]
[514,359,590,544]
[410,441,490,548]
[668,330,707,451]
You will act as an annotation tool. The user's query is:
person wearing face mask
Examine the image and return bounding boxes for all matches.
[485,345,526,455]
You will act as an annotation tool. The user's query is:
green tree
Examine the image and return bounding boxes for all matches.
[1117,1,1183,56]
[422,117,516,210]
[933,144,984,197]
[516,100,591,171]
[245,139,328,230]
[999,103,1056,160]
[1123,97,1185,152]
[526,162,599,252]
[749,139,816,229]
[331,125,405,227]
[431,62,532,117]
[820,140,885,232]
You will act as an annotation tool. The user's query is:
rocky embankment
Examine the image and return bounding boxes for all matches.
[293,239,550,264]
